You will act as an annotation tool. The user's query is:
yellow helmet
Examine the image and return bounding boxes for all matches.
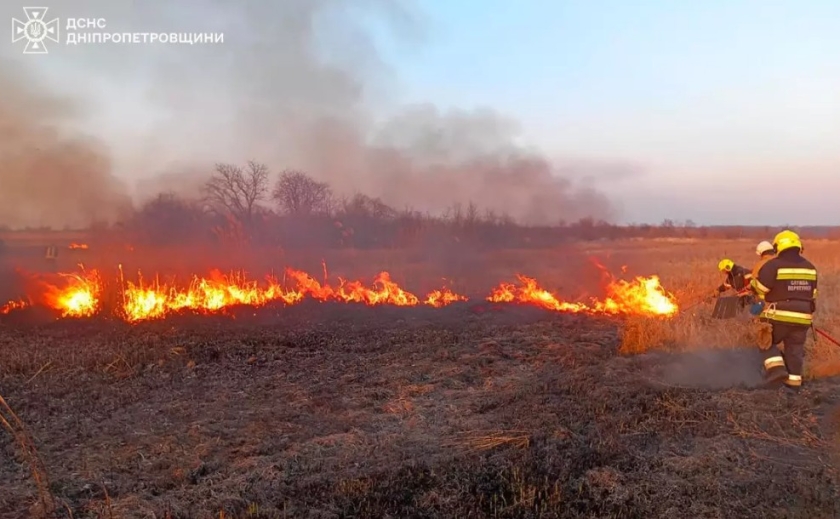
[773,229,802,253]
[718,258,734,272]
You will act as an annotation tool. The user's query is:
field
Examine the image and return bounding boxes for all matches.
[2,237,840,518]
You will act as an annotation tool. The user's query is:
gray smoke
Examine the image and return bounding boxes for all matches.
[649,349,765,389]
[1,0,635,228]
[0,57,133,229]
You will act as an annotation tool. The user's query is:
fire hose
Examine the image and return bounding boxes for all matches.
[680,297,712,313]
[813,326,840,348]
[680,286,752,313]
[678,285,840,347]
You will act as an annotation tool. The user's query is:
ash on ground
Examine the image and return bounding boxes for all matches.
[1,305,839,518]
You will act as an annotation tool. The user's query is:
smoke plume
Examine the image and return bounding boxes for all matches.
[1,0,632,228]
[0,57,132,229]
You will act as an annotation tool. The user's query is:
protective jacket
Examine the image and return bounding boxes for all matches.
[717,264,752,293]
[751,254,774,284]
[750,249,817,326]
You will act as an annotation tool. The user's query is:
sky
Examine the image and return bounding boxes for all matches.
[2,0,839,226]
[382,0,840,225]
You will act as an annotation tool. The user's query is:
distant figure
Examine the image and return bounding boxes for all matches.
[751,230,817,390]
[44,245,58,261]
[716,258,754,309]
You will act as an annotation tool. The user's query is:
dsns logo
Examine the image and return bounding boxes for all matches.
[12,7,59,54]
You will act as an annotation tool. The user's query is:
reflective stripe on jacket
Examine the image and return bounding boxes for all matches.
[750,250,817,326]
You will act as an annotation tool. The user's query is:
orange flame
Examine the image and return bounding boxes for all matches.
[68,243,89,250]
[1,264,679,322]
[118,268,468,322]
[0,299,29,314]
[486,273,677,317]
[42,269,101,317]
[600,276,678,316]
[424,289,468,308]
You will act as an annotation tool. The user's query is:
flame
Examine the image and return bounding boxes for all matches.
[0,299,29,314]
[1,264,679,322]
[68,243,89,250]
[119,268,467,322]
[42,269,101,317]
[600,276,678,316]
[486,275,593,312]
[424,289,468,308]
[486,273,677,317]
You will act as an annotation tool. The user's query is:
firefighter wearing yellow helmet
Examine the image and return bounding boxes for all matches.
[750,229,817,389]
[716,258,753,301]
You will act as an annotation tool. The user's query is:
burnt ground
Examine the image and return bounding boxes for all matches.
[1,303,840,518]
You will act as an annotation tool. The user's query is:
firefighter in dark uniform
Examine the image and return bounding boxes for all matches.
[716,258,754,309]
[752,241,775,278]
[748,241,776,316]
[750,230,817,389]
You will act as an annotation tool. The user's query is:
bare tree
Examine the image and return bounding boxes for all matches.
[341,193,397,220]
[272,170,332,216]
[128,192,208,246]
[202,160,269,225]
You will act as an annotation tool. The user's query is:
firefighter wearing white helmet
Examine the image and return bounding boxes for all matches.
[749,240,777,343]
[750,230,818,390]
[752,241,775,279]
[756,240,774,257]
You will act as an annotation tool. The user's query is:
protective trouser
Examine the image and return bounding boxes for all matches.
[761,321,808,388]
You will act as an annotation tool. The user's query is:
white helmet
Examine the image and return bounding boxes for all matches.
[756,240,774,256]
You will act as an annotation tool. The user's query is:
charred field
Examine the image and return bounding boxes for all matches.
[2,299,840,519]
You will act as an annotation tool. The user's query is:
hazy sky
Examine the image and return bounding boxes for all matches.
[2,0,839,226]
[383,0,840,225]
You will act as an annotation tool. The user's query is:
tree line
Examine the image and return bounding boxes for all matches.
[0,161,828,250]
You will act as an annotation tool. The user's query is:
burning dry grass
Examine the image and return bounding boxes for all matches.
[611,238,840,377]
[1,238,840,517]
[0,258,678,322]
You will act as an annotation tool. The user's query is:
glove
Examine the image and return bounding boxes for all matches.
[749,302,764,316]
[756,323,773,350]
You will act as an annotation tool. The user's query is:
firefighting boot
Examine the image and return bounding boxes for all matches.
[763,367,788,388]
[762,346,788,388]
[783,374,802,392]
[783,383,802,394]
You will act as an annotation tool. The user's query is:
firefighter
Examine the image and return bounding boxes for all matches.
[748,241,776,315]
[750,230,817,389]
[753,241,775,274]
[716,258,753,309]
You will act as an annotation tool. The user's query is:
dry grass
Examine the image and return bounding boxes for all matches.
[6,307,837,518]
[2,238,840,517]
[607,238,840,379]
[0,393,56,517]
[447,430,532,451]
